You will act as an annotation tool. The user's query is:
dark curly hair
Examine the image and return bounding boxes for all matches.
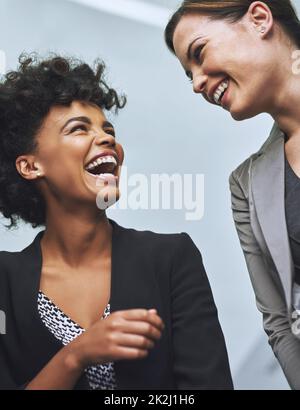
[0,53,126,229]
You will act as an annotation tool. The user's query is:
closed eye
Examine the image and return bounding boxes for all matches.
[105,128,116,137]
[70,124,88,133]
[186,45,204,84]
[193,45,204,62]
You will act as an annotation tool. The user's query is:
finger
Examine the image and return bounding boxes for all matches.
[113,346,149,361]
[120,309,151,321]
[120,320,162,341]
[144,311,165,331]
[117,333,155,350]
[120,309,165,331]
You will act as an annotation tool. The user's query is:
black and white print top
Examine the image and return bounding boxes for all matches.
[37,291,117,390]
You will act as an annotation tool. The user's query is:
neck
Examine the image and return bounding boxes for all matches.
[41,206,112,269]
[268,44,300,139]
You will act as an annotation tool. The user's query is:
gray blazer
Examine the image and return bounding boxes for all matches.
[229,122,300,390]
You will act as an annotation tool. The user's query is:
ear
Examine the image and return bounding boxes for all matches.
[247,1,274,37]
[15,155,44,181]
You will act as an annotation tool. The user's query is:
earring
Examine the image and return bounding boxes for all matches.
[36,171,41,177]
[260,26,266,34]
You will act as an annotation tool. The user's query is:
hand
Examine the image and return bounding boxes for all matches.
[70,308,165,369]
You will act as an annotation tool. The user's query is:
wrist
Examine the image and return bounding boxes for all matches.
[63,339,86,373]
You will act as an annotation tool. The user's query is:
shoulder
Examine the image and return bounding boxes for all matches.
[0,232,41,283]
[0,249,22,268]
[229,122,281,192]
[115,221,193,248]
[0,249,21,289]
[114,224,205,289]
[112,221,199,259]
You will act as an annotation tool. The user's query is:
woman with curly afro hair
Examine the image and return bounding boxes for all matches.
[0,54,233,390]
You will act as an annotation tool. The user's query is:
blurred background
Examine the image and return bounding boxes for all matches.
[1,0,299,389]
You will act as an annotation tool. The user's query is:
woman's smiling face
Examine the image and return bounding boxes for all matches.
[18,100,124,212]
[172,8,280,121]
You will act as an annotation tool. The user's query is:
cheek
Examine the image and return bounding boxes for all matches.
[48,160,75,184]
[47,159,85,197]
[229,84,262,120]
[206,39,248,77]
[115,144,124,165]
[202,51,219,72]
[49,140,87,168]
[42,148,83,185]
[203,39,231,68]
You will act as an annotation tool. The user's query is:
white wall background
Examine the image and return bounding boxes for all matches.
[1,0,300,389]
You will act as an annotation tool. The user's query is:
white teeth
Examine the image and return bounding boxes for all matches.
[214,79,229,105]
[85,155,117,172]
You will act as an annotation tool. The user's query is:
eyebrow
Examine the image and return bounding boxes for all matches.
[103,121,115,130]
[185,36,205,79]
[186,36,203,61]
[60,116,115,132]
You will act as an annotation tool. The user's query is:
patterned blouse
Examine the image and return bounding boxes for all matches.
[37,291,117,390]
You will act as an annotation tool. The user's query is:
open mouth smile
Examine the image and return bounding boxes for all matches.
[84,154,118,181]
[212,78,229,106]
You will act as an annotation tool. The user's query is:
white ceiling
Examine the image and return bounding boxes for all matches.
[67,0,300,27]
[144,0,181,8]
[67,0,180,27]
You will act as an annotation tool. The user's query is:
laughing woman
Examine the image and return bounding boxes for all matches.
[164,0,300,389]
[0,54,232,390]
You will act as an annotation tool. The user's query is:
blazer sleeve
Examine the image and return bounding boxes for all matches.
[0,344,13,390]
[229,170,300,390]
[171,233,233,390]
[0,269,21,390]
[0,341,27,390]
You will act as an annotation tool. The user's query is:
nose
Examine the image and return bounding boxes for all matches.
[94,131,116,148]
[193,72,208,94]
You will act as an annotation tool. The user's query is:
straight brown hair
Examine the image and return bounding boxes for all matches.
[165,0,300,53]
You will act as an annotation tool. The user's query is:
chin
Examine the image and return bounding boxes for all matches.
[230,111,250,121]
[229,94,264,121]
[229,104,259,122]
[96,187,120,211]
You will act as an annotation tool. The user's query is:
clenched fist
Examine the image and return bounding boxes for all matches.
[69,308,165,369]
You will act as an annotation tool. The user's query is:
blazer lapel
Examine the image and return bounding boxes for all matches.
[251,128,293,308]
[11,229,90,388]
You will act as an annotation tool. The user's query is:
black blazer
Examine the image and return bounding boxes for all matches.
[0,220,233,390]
